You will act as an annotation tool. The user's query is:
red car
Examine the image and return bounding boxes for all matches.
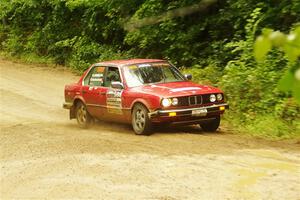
[63,59,228,135]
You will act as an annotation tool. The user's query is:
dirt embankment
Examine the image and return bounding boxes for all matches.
[0,59,300,200]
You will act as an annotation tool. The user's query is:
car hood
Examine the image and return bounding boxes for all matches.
[133,81,222,98]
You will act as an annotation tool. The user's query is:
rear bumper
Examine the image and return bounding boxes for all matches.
[148,103,229,124]
[63,102,73,109]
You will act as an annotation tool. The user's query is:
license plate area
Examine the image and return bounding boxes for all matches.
[192,108,207,116]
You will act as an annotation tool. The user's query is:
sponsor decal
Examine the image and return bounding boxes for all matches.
[128,65,138,69]
[90,73,104,85]
[96,67,105,73]
[106,88,123,114]
[151,63,169,67]
[90,78,103,82]
[138,64,151,67]
[92,73,103,78]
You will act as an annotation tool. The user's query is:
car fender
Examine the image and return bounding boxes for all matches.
[72,95,86,106]
[69,96,86,119]
[130,98,153,112]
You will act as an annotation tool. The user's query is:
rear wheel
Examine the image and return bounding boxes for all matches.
[132,104,152,135]
[75,102,93,128]
[200,115,220,132]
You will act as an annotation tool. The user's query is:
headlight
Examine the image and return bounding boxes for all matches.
[162,98,172,107]
[217,94,223,101]
[172,98,178,106]
[210,94,216,102]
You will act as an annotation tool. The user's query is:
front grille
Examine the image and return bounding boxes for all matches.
[189,96,196,105]
[188,96,202,105]
[177,94,217,106]
[178,97,189,106]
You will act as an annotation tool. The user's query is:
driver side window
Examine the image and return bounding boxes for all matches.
[104,67,121,87]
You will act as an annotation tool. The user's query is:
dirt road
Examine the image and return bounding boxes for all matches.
[0,59,300,200]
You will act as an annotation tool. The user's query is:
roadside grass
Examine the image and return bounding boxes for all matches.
[0,51,54,65]
[223,115,300,140]
[0,51,82,75]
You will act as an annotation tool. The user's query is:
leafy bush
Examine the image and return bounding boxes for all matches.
[182,63,222,86]
[0,0,299,138]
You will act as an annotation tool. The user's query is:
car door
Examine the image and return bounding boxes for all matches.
[82,65,108,118]
[102,66,126,121]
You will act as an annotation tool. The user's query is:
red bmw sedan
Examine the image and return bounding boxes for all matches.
[63,59,229,135]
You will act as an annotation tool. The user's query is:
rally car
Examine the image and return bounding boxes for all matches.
[63,59,228,135]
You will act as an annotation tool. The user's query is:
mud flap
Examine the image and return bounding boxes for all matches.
[70,106,76,119]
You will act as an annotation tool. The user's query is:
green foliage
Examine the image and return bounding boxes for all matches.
[228,114,300,139]
[0,0,140,70]
[182,63,222,86]
[254,26,300,103]
[1,0,299,68]
[3,34,24,56]
[1,0,300,138]
[218,8,299,137]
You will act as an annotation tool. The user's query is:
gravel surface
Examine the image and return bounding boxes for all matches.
[1,59,300,200]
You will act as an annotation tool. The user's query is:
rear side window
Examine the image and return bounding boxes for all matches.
[83,66,106,86]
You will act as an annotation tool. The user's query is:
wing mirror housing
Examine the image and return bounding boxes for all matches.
[184,74,192,80]
[111,81,124,89]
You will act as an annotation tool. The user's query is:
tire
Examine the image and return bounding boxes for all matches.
[75,101,94,128]
[200,115,220,132]
[132,104,152,135]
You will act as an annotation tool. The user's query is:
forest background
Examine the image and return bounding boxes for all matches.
[1,0,299,138]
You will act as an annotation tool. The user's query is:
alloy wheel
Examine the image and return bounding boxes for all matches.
[135,109,146,131]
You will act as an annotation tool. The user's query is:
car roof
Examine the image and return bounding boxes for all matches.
[96,59,167,67]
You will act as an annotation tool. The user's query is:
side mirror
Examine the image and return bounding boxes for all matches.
[184,74,192,80]
[111,81,124,89]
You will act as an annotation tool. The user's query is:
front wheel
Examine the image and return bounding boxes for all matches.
[132,104,152,135]
[200,116,220,132]
[75,102,94,128]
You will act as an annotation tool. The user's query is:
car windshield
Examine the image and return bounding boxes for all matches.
[123,63,185,87]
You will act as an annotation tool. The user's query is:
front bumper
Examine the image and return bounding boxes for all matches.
[148,103,229,123]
